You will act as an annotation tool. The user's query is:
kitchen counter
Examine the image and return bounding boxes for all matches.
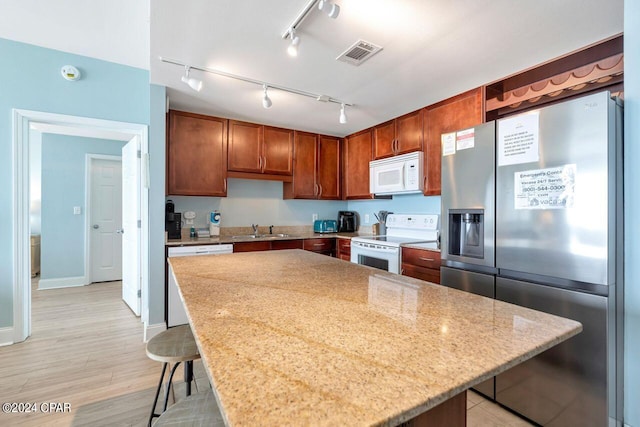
[168,250,581,426]
[165,230,370,246]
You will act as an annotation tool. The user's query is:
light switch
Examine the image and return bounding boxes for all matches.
[73,206,82,215]
[364,214,370,224]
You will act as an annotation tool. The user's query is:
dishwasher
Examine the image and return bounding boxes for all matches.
[167,244,233,327]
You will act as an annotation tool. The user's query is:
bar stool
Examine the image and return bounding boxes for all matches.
[147,325,201,427]
[153,389,224,427]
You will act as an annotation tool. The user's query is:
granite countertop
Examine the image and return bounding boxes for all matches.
[169,250,581,426]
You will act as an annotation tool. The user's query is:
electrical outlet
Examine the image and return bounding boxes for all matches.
[73,206,81,215]
[364,214,370,224]
[312,213,318,221]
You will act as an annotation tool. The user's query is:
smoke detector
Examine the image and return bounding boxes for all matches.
[336,40,383,66]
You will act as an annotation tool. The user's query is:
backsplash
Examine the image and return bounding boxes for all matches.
[168,178,441,230]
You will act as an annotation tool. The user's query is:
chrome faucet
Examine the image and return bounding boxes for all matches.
[269,225,274,234]
[251,224,259,236]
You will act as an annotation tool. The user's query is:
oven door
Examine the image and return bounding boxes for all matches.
[350,241,400,274]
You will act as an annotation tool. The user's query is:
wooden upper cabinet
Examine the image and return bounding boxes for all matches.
[422,88,483,196]
[263,126,294,175]
[228,121,293,178]
[228,120,262,173]
[286,131,317,199]
[373,109,423,159]
[343,129,373,200]
[317,135,341,199]
[284,132,340,200]
[167,110,227,196]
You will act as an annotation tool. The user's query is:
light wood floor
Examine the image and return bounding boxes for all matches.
[0,280,533,426]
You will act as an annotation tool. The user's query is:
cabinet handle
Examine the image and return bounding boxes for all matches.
[263,156,267,171]
[224,179,227,192]
[314,183,318,196]
[424,175,427,189]
[313,243,324,246]
[318,184,323,198]
[418,257,435,262]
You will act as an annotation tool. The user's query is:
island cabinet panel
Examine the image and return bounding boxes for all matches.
[303,238,335,257]
[342,129,373,200]
[167,110,228,196]
[284,132,341,200]
[422,87,483,196]
[337,238,351,261]
[373,109,423,159]
[228,121,293,179]
[401,247,441,284]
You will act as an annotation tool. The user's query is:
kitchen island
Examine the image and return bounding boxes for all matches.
[168,249,581,426]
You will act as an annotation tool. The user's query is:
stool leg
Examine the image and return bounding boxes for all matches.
[163,362,181,412]
[148,362,168,427]
[185,360,194,397]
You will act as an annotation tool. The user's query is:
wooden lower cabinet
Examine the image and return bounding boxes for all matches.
[271,240,304,250]
[233,241,271,252]
[401,247,441,284]
[337,238,351,261]
[303,238,335,257]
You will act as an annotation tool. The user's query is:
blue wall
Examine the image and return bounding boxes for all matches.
[624,0,639,424]
[40,134,124,281]
[0,37,149,328]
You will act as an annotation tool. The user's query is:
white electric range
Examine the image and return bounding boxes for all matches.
[350,214,439,274]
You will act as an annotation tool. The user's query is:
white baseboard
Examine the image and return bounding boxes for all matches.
[144,322,166,342]
[38,276,86,290]
[0,327,14,347]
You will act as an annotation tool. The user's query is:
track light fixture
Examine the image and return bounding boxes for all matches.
[287,28,300,57]
[282,0,341,57]
[160,56,353,123]
[318,0,340,19]
[262,84,273,109]
[339,103,347,124]
[181,66,203,92]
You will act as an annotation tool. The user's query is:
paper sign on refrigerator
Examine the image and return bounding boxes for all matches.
[498,112,540,166]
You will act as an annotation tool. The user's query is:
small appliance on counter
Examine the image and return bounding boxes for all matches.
[314,219,337,234]
[165,200,182,240]
[338,211,357,232]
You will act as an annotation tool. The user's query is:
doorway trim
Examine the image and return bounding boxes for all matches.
[12,109,149,344]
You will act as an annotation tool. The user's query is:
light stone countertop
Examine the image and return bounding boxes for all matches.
[169,250,581,426]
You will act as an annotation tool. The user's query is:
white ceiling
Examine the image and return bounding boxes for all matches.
[2,1,624,137]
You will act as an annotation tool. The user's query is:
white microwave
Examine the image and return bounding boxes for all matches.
[369,151,424,195]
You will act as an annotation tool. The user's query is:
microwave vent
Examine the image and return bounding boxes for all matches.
[336,40,383,66]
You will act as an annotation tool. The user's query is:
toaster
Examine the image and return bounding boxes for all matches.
[313,219,337,234]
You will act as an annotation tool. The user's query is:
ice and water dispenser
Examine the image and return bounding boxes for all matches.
[448,209,484,259]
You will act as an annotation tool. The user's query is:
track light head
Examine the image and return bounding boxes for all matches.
[287,28,300,57]
[339,103,347,124]
[318,0,340,19]
[181,66,203,92]
[262,85,272,109]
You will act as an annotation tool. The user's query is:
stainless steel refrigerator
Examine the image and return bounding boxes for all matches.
[441,91,623,426]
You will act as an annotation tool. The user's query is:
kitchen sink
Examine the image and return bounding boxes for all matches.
[231,234,265,239]
[231,233,296,239]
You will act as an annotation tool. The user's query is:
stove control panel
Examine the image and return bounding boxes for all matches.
[386,214,439,230]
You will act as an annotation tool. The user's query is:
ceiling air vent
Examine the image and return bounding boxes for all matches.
[336,40,383,66]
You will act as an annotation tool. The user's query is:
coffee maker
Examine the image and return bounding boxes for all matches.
[338,211,357,233]
[165,200,182,240]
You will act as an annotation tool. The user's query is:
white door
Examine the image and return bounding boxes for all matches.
[122,137,141,315]
[90,158,123,282]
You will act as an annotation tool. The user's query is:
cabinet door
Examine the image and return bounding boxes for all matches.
[287,131,317,199]
[373,120,396,159]
[228,120,262,173]
[395,110,423,154]
[233,241,271,252]
[343,129,373,199]
[263,126,293,175]
[423,88,483,196]
[167,111,227,196]
[317,135,341,200]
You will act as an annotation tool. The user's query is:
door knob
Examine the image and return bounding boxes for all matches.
[93,224,99,229]
[116,229,124,234]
